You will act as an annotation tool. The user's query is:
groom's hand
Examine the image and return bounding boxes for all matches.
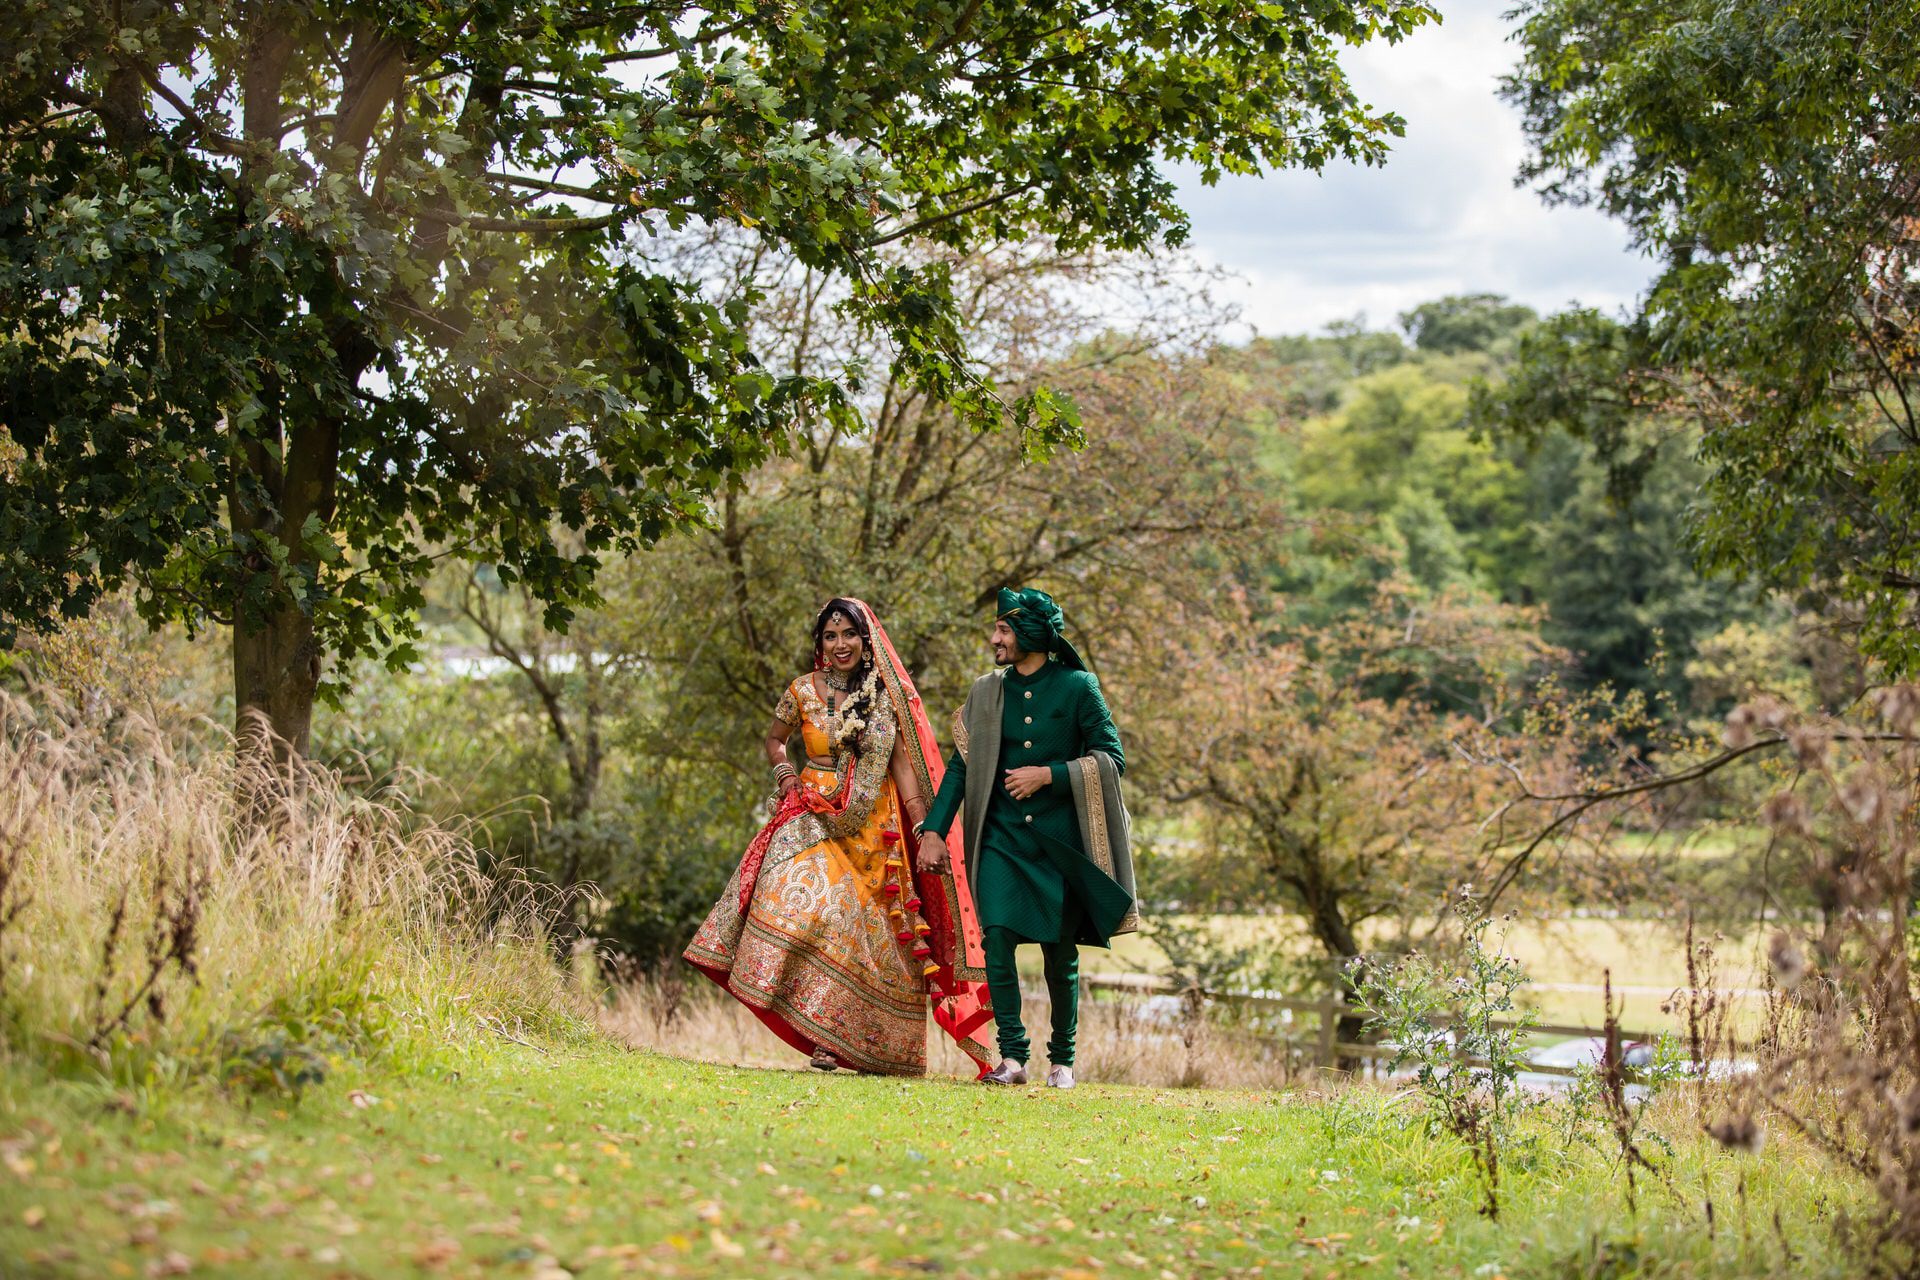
[1003,766,1051,800]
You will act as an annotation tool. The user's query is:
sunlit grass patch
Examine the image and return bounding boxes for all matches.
[0,1037,1860,1278]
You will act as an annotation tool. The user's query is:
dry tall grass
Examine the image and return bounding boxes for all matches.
[0,692,584,1086]
[601,972,1301,1089]
[1706,690,1920,1274]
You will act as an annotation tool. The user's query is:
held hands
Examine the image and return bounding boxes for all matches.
[913,831,946,873]
[1003,765,1051,800]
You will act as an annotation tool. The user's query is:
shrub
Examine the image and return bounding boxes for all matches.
[1351,894,1539,1220]
[1706,689,1920,1275]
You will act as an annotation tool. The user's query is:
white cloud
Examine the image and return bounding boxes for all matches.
[1170,0,1657,337]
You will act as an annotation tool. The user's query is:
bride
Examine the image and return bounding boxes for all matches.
[684,598,995,1076]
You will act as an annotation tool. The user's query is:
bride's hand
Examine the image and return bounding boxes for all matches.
[914,834,946,873]
[777,774,800,798]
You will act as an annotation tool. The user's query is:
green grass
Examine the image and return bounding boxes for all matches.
[0,1037,1858,1279]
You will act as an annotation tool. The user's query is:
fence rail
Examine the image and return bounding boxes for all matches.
[1079,971,1719,1078]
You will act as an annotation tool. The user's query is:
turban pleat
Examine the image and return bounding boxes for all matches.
[995,587,1086,671]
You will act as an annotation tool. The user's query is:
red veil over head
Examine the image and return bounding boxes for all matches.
[843,598,997,1075]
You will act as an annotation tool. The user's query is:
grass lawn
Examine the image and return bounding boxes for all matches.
[0,1036,1856,1279]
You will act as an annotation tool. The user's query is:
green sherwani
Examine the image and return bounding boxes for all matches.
[922,659,1127,1065]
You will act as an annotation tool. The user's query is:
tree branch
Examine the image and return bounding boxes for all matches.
[1474,728,1912,908]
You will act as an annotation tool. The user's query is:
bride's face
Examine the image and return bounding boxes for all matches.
[820,614,865,673]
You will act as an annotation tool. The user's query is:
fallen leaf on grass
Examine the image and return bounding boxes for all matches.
[709,1229,745,1259]
[347,1091,379,1109]
[1299,1233,1352,1251]
[411,1238,460,1269]
[21,1205,46,1228]
[145,1252,192,1277]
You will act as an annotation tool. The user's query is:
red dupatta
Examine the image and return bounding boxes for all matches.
[846,598,997,1075]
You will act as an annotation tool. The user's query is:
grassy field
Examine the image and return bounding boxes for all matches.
[0,1035,1859,1280]
[0,703,1865,1278]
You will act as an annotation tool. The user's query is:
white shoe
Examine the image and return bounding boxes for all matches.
[982,1059,1029,1085]
[1046,1065,1075,1089]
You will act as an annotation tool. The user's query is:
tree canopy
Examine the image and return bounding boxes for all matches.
[0,0,1434,756]
[1492,0,1920,672]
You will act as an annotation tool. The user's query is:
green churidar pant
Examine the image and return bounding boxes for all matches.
[983,925,1079,1066]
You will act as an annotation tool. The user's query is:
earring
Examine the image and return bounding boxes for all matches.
[814,651,824,671]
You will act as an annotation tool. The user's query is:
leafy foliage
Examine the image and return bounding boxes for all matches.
[1494,0,1920,672]
[0,0,1435,752]
[365,246,1280,959]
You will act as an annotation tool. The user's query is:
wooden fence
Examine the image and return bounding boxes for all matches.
[1079,971,1677,1079]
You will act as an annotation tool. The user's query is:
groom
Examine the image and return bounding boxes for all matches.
[916,587,1137,1088]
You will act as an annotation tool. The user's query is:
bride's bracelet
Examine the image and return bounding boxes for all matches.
[772,761,797,784]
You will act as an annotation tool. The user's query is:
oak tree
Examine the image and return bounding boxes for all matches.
[0,0,1434,759]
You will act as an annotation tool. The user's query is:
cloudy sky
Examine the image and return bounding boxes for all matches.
[1170,0,1657,339]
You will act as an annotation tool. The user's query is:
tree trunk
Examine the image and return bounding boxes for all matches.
[1290,862,1371,1056]
[226,384,351,769]
[233,604,322,765]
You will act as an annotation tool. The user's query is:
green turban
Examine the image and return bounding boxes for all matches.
[996,586,1086,671]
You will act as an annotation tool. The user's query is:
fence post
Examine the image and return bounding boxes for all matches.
[1316,996,1339,1069]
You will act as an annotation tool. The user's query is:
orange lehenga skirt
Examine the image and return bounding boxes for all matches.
[684,678,931,1075]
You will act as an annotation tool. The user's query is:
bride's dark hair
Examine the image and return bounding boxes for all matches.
[812,598,879,734]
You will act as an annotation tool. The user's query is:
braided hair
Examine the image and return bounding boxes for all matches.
[812,598,878,735]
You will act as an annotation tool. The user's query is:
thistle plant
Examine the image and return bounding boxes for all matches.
[1351,891,1538,1220]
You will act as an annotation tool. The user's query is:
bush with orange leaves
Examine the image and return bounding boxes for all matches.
[1137,581,1603,973]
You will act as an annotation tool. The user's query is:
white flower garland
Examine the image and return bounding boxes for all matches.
[797,665,883,751]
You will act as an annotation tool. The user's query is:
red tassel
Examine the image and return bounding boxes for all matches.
[904,897,922,912]
[881,830,900,845]
[912,944,932,959]
[883,882,901,896]
[896,930,914,943]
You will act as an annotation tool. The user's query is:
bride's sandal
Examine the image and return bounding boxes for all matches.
[809,1047,839,1072]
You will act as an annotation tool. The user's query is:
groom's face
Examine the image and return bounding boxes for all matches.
[990,619,1023,666]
